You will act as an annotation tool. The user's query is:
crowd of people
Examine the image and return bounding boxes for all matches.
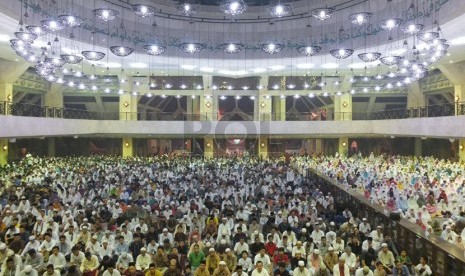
[293,154,465,249]
[0,155,437,276]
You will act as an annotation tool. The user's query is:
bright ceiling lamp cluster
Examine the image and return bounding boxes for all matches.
[330,48,354,59]
[133,4,157,17]
[381,18,403,30]
[220,0,247,15]
[40,20,65,32]
[297,45,321,56]
[92,8,119,22]
[402,23,424,34]
[417,32,440,42]
[58,15,83,28]
[349,12,373,25]
[179,42,206,54]
[26,25,47,36]
[81,51,106,61]
[176,0,199,16]
[260,43,284,54]
[110,46,135,57]
[267,3,292,18]
[220,43,244,54]
[142,44,166,55]
[311,7,334,21]
[380,55,402,65]
[358,52,382,62]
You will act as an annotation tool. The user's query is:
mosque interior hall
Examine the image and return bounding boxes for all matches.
[3,0,465,275]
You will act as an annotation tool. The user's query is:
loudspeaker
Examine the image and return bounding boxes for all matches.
[389,212,401,221]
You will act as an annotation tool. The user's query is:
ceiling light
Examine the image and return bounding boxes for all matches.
[196,84,203,89]
[68,81,75,87]
[212,85,218,90]
[110,46,134,57]
[93,8,119,22]
[235,95,242,100]
[287,84,296,89]
[220,0,247,15]
[133,4,156,17]
[242,86,249,90]
[280,95,285,99]
[41,20,65,31]
[358,52,381,62]
[180,84,187,89]
[177,2,198,16]
[74,71,84,78]
[179,42,205,54]
[142,44,166,55]
[175,95,181,99]
[260,43,284,54]
[191,95,196,99]
[293,94,300,99]
[381,18,402,30]
[58,15,83,28]
[303,83,310,89]
[330,48,354,59]
[380,56,402,65]
[297,45,321,56]
[165,83,173,89]
[323,92,329,97]
[349,12,373,25]
[221,43,244,54]
[14,32,37,43]
[45,57,65,67]
[402,23,424,34]
[268,4,292,18]
[272,84,279,90]
[311,7,334,20]
[308,93,315,98]
[386,83,393,89]
[25,25,47,36]
[60,54,83,64]
[417,32,439,42]
[249,96,256,100]
[81,51,105,61]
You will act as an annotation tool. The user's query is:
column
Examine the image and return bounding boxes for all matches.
[272,96,286,121]
[122,138,134,158]
[0,60,29,115]
[338,137,348,157]
[186,96,201,120]
[48,138,56,157]
[407,81,425,110]
[119,77,137,121]
[258,137,269,159]
[0,83,13,115]
[44,83,64,117]
[204,137,214,158]
[257,76,271,121]
[0,138,8,166]
[459,139,465,163]
[200,76,216,121]
[334,93,352,121]
[315,139,324,155]
[453,84,465,115]
[414,137,422,157]
[439,63,465,115]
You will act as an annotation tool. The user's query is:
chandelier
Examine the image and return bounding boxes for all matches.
[10,39,29,51]
[93,8,119,22]
[380,56,402,65]
[44,57,66,67]
[26,25,47,36]
[220,43,244,54]
[267,4,292,18]
[402,23,424,34]
[81,50,106,61]
[133,4,156,17]
[297,45,321,56]
[179,42,205,54]
[110,46,135,57]
[358,52,381,62]
[142,44,166,55]
[417,32,440,42]
[330,48,354,59]
[381,18,403,30]
[14,32,37,43]
[60,54,83,64]
[311,7,335,21]
[260,43,284,54]
[220,0,247,16]
[41,20,65,32]
[349,12,373,25]
[58,15,83,28]
[176,1,199,16]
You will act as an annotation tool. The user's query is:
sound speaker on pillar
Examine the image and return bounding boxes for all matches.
[390,212,401,221]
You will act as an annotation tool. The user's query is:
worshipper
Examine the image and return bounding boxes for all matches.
[189,244,205,271]
[292,260,310,276]
[332,257,350,276]
[80,252,99,276]
[237,251,253,274]
[212,261,230,276]
[377,243,395,274]
[251,261,269,276]
[413,256,432,276]
[163,259,182,276]
[18,265,38,276]
[272,262,290,276]
[355,266,374,276]
[392,260,410,276]
[102,264,122,276]
[193,262,210,276]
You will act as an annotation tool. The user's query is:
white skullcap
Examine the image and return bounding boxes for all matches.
[298,261,305,266]
[24,265,32,273]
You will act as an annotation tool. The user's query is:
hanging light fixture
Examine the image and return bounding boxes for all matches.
[10,39,30,51]
[381,18,403,30]
[358,52,381,62]
[26,25,47,36]
[93,8,119,22]
[402,23,424,34]
[260,43,284,54]
[41,20,65,31]
[14,32,37,43]
[297,45,321,56]
[81,50,106,61]
[349,12,373,25]
[110,46,135,57]
[220,0,247,16]
[311,7,335,21]
[268,3,292,18]
[330,48,354,59]
[44,57,66,67]
[417,32,440,42]
[220,43,244,54]
[60,54,83,64]
[179,42,205,54]
[380,55,402,65]
[176,0,199,16]
[133,4,156,17]
[143,44,166,55]
[58,15,83,28]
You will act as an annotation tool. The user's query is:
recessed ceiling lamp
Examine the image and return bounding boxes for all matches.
[133,4,156,17]
[358,52,381,62]
[220,43,244,54]
[142,44,166,55]
[268,3,292,18]
[220,0,247,16]
[179,42,205,54]
[93,8,119,22]
[297,45,321,56]
[110,46,135,57]
[311,7,335,21]
[260,43,284,54]
[330,48,354,59]
[349,12,373,25]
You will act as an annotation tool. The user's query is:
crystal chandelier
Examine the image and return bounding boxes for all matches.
[176,1,199,16]
[268,4,292,18]
[330,48,354,59]
[10,39,30,51]
[260,43,284,54]
[133,4,156,17]
[45,57,66,67]
[60,54,83,64]
[110,46,135,57]
[93,8,119,22]
[14,32,37,43]
[220,43,244,54]
[179,42,205,54]
[220,0,247,16]
[402,23,424,34]
[417,32,440,42]
[358,52,381,62]
[26,25,47,36]
[380,56,402,65]
[297,45,321,56]
[58,15,83,28]
[349,12,373,25]
[381,18,403,30]
[142,44,166,55]
[41,20,65,31]
[81,51,106,61]
[311,7,335,21]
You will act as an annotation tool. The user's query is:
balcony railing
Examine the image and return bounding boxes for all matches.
[1,101,464,121]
